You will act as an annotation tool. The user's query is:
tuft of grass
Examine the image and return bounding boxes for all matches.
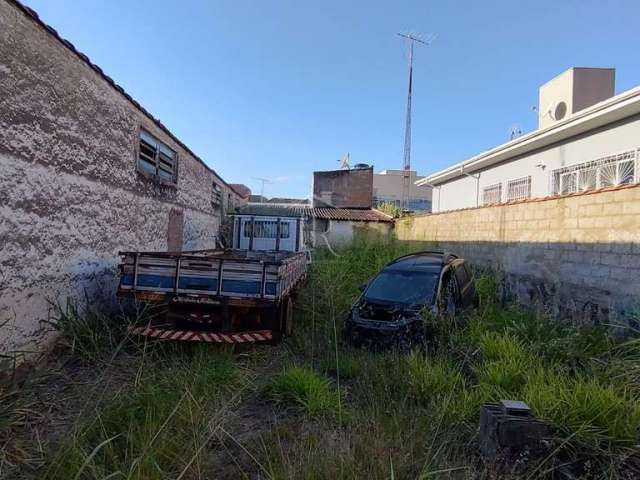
[48,299,130,362]
[268,365,344,419]
[407,352,463,402]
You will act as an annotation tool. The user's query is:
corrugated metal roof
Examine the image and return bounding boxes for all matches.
[232,204,393,223]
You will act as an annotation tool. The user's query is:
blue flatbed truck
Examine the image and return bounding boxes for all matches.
[117,249,307,344]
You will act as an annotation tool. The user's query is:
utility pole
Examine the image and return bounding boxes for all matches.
[397,32,432,210]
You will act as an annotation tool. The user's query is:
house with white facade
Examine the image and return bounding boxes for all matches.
[373,169,432,212]
[417,67,640,212]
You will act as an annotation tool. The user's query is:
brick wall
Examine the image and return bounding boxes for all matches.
[313,168,373,208]
[0,1,234,355]
[395,185,640,323]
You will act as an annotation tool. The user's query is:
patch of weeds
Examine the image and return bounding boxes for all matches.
[268,365,344,419]
[319,347,366,379]
[42,346,244,480]
[407,352,463,402]
[475,332,532,396]
[475,271,499,308]
[524,368,640,451]
[48,299,130,363]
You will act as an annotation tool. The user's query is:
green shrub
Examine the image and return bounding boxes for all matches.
[269,365,343,418]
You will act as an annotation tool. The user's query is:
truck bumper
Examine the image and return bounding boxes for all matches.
[128,325,276,343]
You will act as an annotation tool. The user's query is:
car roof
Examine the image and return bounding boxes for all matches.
[384,251,456,273]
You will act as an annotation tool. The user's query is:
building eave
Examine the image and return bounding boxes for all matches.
[416,85,640,187]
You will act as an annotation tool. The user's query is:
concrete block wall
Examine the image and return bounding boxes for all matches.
[0,0,231,356]
[395,185,640,323]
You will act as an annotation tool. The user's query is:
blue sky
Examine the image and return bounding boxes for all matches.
[26,0,640,198]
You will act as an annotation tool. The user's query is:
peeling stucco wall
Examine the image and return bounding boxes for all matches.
[0,0,231,355]
[395,185,640,324]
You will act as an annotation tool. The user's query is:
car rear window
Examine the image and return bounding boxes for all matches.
[364,270,438,306]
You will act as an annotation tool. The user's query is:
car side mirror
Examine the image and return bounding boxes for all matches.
[358,281,369,292]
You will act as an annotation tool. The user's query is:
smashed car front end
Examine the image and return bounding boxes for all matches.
[345,301,428,350]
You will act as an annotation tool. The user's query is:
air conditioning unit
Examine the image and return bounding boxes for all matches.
[538,67,614,129]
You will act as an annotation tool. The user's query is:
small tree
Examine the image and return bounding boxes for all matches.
[377,201,402,218]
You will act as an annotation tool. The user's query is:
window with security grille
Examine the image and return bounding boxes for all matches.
[482,183,502,205]
[244,220,290,238]
[551,150,637,195]
[506,176,532,201]
[138,130,177,183]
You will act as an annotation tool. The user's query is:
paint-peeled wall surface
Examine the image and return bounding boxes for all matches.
[0,1,225,355]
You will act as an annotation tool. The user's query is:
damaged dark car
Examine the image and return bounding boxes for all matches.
[344,251,477,350]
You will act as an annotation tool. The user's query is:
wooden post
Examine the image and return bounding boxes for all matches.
[295,218,301,251]
[275,218,281,251]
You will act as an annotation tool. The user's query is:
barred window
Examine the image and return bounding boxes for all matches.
[482,183,502,205]
[244,220,290,239]
[138,130,177,183]
[506,176,532,201]
[551,150,637,195]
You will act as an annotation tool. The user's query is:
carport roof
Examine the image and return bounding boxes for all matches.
[232,204,393,223]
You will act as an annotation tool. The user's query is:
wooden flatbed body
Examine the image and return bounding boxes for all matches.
[117,249,307,343]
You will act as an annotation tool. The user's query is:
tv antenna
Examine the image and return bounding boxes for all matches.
[397,31,435,210]
[253,177,273,201]
[509,124,523,140]
[338,152,351,169]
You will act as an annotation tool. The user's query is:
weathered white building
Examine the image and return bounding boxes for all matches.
[231,204,393,251]
[418,68,640,212]
[0,0,243,356]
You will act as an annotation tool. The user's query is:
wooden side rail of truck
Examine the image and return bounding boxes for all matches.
[117,249,307,344]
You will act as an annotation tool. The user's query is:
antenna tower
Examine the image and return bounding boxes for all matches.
[397,32,433,210]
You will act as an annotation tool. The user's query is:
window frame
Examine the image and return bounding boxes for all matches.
[243,219,291,239]
[482,183,502,205]
[550,149,637,195]
[136,128,178,186]
[505,176,532,202]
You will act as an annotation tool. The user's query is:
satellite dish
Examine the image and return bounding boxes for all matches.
[545,101,567,121]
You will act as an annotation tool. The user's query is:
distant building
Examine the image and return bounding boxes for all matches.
[312,167,374,209]
[373,169,432,212]
[228,183,251,203]
[417,67,640,212]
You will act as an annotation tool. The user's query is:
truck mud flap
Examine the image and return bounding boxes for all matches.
[128,326,274,343]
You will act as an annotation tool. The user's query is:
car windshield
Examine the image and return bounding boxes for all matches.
[364,270,438,306]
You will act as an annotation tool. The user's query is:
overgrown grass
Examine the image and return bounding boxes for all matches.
[43,345,247,480]
[6,238,640,479]
[256,238,640,479]
[268,365,344,419]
